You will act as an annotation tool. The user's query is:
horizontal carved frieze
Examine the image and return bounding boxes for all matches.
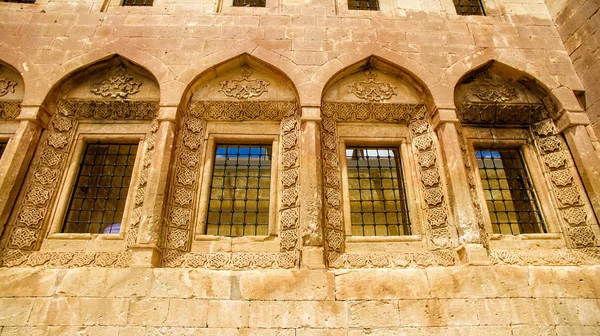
[456,103,548,125]
[188,100,297,121]
[57,100,158,120]
[321,102,424,123]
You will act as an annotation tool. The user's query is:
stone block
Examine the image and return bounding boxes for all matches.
[56,268,152,297]
[0,327,48,336]
[555,326,598,336]
[149,269,231,299]
[128,298,169,326]
[239,270,333,300]
[335,269,430,300]
[193,329,238,336]
[0,269,58,297]
[28,297,128,326]
[238,329,295,336]
[248,301,347,328]
[206,300,249,328]
[511,325,557,336]
[0,298,34,326]
[426,266,530,298]
[295,329,347,336]
[348,301,399,327]
[530,266,596,298]
[166,299,209,327]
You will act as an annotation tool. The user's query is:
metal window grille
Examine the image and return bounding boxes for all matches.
[62,143,138,234]
[206,144,272,237]
[348,0,379,10]
[233,0,265,6]
[122,0,153,6]
[0,142,6,158]
[346,147,411,236]
[476,149,546,234]
[2,0,36,3]
[454,0,485,15]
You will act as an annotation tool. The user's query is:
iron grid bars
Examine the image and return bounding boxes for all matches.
[475,149,546,234]
[348,0,379,10]
[63,143,138,234]
[206,144,272,237]
[122,0,153,6]
[0,142,6,158]
[453,0,486,15]
[233,0,266,6]
[346,147,411,236]
[2,0,36,3]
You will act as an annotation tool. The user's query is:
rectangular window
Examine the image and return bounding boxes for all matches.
[122,0,153,6]
[476,148,545,234]
[62,143,138,234]
[0,141,6,158]
[454,0,485,15]
[206,144,271,237]
[348,0,379,10]
[2,0,35,3]
[346,147,410,236]
[232,0,265,6]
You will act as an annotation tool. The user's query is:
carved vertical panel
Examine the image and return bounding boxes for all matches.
[0,100,158,268]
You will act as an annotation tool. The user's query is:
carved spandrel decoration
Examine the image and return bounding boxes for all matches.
[0,101,21,120]
[219,66,270,100]
[468,72,516,103]
[90,65,142,99]
[162,100,300,269]
[348,69,397,102]
[0,99,159,268]
[0,65,17,98]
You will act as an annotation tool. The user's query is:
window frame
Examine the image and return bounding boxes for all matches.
[464,127,565,246]
[42,123,146,248]
[0,121,18,159]
[337,123,424,248]
[192,121,281,251]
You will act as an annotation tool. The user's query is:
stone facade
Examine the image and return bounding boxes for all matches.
[0,0,599,334]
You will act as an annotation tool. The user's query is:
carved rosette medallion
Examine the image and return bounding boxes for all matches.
[91,65,142,99]
[219,66,269,99]
[0,65,17,98]
[162,100,299,269]
[1,98,158,268]
[348,69,397,102]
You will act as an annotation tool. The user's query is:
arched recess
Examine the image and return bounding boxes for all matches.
[320,56,459,269]
[0,60,25,145]
[0,55,161,268]
[453,61,600,259]
[161,54,301,270]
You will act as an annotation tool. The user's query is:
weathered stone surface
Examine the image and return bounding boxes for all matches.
[0,298,34,326]
[335,269,431,300]
[0,268,58,297]
[28,297,128,326]
[206,300,248,328]
[239,270,333,300]
[149,269,231,299]
[248,301,347,328]
[530,267,597,298]
[348,301,400,327]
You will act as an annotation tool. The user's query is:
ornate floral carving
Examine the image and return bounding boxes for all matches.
[427,207,448,228]
[457,103,547,125]
[539,136,562,153]
[58,100,158,120]
[180,149,199,168]
[52,116,73,132]
[91,65,142,99]
[18,207,46,227]
[323,151,338,167]
[490,249,593,266]
[173,187,193,206]
[326,208,342,229]
[420,168,440,187]
[280,208,299,229]
[469,72,516,103]
[26,187,51,206]
[0,65,17,97]
[282,132,297,150]
[177,168,196,186]
[170,208,191,227]
[47,133,69,149]
[543,152,567,169]
[321,102,421,123]
[324,169,340,188]
[10,228,37,249]
[562,207,588,226]
[219,66,269,99]
[186,117,204,133]
[34,167,59,185]
[411,119,429,135]
[532,120,555,136]
[167,228,189,250]
[183,131,203,150]
[40,150,62,167]
[418,151,437,168]
[569,227,596,247]
[283,151,298,169]
[431,228,451,249]
[556,187,581,206]
[280,230,298,250]
[0,101,21,119]
[414,134,433,151]
[348,69,397,102]
[282,187,298,208]
[282,168,298,188]
[549,170,573,187]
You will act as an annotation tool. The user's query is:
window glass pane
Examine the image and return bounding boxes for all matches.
[206,144,271,237]
[453,0,486,15]
[2,0,35,3]
[348,0,379,10]
[63,143,138,234]
[0,142,7,158]
[346,146,410,236]
[122,0,153,6]
[475,148,546,234]
[233,0,266,6]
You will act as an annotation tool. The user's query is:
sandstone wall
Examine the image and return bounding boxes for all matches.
[0,266,600,335]
[546,0,600,137]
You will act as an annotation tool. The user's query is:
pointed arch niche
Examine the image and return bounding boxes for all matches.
[321,56,459,269]
[0,55,160,268]
[161,54,301,269]
[0,60,25,154]
[454,61,600,264]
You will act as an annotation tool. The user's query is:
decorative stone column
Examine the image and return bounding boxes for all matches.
[431,106,489,265]
[299,106,325,268]
[132,105,178,267]
[557,111,600,223]
[0,105,48,235]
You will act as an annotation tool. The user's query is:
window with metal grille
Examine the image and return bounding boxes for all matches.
[233,0,265,6]
[346,147,410,236]
[348,0,379,10]
[122,0,153,6]
[2,0,35,3]
[0,142,7,158]
[206,144,272,237]
[475,149,546,234]
[62,143,138,234]
[454,0,485,15]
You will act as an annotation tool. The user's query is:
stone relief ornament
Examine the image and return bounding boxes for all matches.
[0,101,21,119]
[348,69,397,102]
[0,65,17,97]
[219,66,270,99]
[91,65,142,99]
[468,72,516,103]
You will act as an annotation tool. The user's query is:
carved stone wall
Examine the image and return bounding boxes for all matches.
[161,100,300,269]
[0,100,158,268]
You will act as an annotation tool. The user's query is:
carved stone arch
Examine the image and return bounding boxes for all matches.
[0,55,160,268]
[161,53,301,269]
[0,60,25,120]
[453,60,600,254]
[320,56,459,269]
